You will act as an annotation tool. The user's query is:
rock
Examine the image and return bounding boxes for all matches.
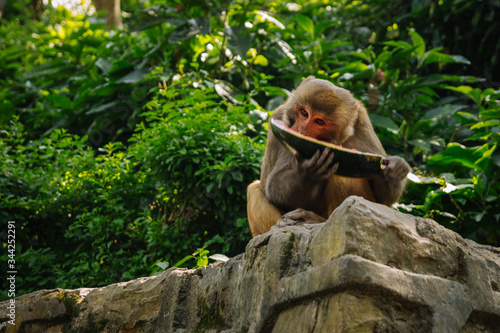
[1,196,499,332]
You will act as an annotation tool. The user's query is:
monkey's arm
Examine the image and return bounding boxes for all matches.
[370,156,410,206]
[264,142,336,212]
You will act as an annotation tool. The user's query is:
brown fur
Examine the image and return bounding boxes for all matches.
[247,77,409,237]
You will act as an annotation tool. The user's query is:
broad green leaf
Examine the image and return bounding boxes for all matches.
[368,114,399,133]
[296,14,314,36]
[225,25,251,58]
[443,86,482,104]
[427,143,486,172]
[414,74,448,87]
[314,20,335,36]
[423,104,465,120]
[422,49,464,67]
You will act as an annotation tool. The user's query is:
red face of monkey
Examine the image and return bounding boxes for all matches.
[289,78,358,144]
[291,104,335,142]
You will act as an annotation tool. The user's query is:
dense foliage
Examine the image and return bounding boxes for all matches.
[1,0,498,299]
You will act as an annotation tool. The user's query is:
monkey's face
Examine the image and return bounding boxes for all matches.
[289,78,358,144]
[291,104,336,142]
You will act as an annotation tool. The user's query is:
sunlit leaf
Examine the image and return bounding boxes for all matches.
[296,14,314,36]
[427,143,486,172]
[409,29,425,59]
[209,254,229,262]
[443,86,482,104]
[471,120,500,130]
[253,55,268,66]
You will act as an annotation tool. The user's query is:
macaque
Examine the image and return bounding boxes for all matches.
[247,77,410,236]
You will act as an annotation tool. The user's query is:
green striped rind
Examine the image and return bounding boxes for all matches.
[271,118,383,178]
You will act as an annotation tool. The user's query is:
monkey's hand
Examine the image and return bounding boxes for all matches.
[276,208,327,227]
[295,148,338,181]
[381,156,411,183]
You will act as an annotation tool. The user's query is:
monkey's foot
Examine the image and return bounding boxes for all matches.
[276,208,326,227]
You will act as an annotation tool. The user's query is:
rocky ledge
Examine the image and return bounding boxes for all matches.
[1,196,500,332]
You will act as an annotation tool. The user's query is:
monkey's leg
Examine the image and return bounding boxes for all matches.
[277,208,326,227]
[247,180,283,237]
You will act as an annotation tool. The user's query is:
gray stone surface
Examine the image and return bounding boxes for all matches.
[1,196,499,332]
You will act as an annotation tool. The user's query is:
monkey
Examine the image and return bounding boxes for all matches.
[247,77,410,237]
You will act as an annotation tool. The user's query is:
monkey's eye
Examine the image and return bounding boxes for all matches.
[315,119,326,126]
[300,108,308,117]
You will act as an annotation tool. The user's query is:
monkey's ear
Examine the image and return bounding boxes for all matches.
[340,125,355,144]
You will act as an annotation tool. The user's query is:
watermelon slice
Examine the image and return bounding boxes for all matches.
[270,118,384,178]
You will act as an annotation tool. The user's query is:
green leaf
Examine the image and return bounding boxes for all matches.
[471,120,500,130]
[368,114,398,133]
[422,105,466,120]
[296,14,314,36]
[173,255,195,267]
[381,40,413,50]
[443,86,482,104]
[109,60,134,75]
[95,58,112,73]
[475,144,497,166]
[231,171,243,182]
[196,256,209,267]
[408,29,425,59]
[421,49,469,67]
[426,143,486,172]
[116,69,148,84]
[479,109,500,121]
[409,139,431,152]
[253,55,268,67]
[449,55,471,65]
[224,25,251,58]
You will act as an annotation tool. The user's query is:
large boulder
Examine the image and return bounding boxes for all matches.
[1,196,499,332]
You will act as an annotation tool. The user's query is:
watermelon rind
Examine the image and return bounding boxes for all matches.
[270,118,383,178]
